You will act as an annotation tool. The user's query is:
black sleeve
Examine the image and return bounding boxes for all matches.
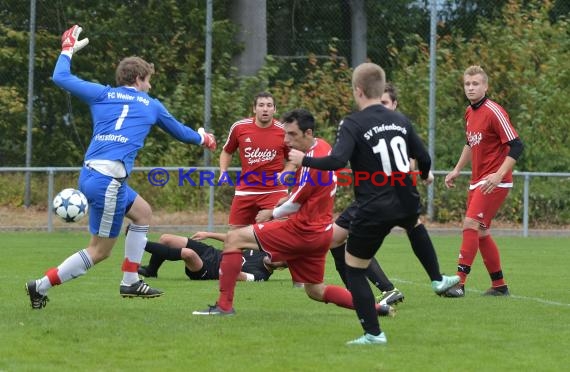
[407,127,432,180]
[302,119,355,170]
[507,138,523,160]
[302,155,346,170]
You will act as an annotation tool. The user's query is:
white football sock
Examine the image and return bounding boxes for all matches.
[122,224,149,285]
[36,249,94,295]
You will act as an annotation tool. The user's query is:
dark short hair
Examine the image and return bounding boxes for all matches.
[253,92,275,107]
[384,82,398,102]
[281,108,315,132]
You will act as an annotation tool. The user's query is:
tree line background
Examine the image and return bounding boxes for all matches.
[1,0,569,225]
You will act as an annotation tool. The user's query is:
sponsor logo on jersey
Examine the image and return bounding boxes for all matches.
[93,133,129,143]
[364,123,407,140]
[467,131,482,147]
[243,147,277,165]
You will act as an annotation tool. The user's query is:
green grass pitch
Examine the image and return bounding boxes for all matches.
[1,231,568,371]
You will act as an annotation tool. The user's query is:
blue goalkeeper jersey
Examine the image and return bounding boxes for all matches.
[52,54,202,175]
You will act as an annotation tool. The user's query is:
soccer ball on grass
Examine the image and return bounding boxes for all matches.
[53,188,88,222]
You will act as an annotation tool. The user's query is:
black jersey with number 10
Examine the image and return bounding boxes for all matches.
[332,104,431,221]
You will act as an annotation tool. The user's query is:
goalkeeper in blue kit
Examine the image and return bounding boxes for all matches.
[25,25,216,309]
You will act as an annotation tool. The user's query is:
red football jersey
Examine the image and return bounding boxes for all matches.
[222,117,289,193]
[465,99,518,186]
[287,138,336,233]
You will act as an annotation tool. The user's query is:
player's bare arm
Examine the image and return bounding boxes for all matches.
[191,231,227,242]
[218,150,233,183]
[445,145,472,188]
[423,171,435,186]
[277,161,297,185]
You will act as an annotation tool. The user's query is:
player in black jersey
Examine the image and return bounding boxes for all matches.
[289,63,459,345]
[138,231,286,282]
[329,83,406,307]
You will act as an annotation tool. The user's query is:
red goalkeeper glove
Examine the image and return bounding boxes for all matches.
[61,25,89,58]
[198,128,216,151]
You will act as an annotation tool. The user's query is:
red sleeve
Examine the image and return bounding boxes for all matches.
[288,167,316,205]
[486,101,518,144]
[223,124,240,153]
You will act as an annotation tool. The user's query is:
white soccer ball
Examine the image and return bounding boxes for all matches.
[53,188,89,223]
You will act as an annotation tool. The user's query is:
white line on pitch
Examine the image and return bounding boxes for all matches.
[391,278,570,308]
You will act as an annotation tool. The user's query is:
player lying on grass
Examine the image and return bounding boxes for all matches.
[137,230,287,282]
[193,109,396,318]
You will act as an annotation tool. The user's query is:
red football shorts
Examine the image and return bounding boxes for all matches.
[466,186,510,229]
[253,219,333,284]
[228,191,288,226]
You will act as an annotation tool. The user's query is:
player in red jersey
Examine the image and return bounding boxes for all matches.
[193,109,394,317]
[219,92,293,228]
[443,65,524,297]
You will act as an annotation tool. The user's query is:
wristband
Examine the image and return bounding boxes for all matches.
[245,273,255,282]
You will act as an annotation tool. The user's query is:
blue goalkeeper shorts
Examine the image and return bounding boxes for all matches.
[79,166,127,238]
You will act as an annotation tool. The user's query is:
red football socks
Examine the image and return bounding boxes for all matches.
[457,229,479,284]
[479,235,506,287]
[323,285,354,309]
[217,251,243,311]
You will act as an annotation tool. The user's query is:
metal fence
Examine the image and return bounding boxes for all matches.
[1,167,569,237]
